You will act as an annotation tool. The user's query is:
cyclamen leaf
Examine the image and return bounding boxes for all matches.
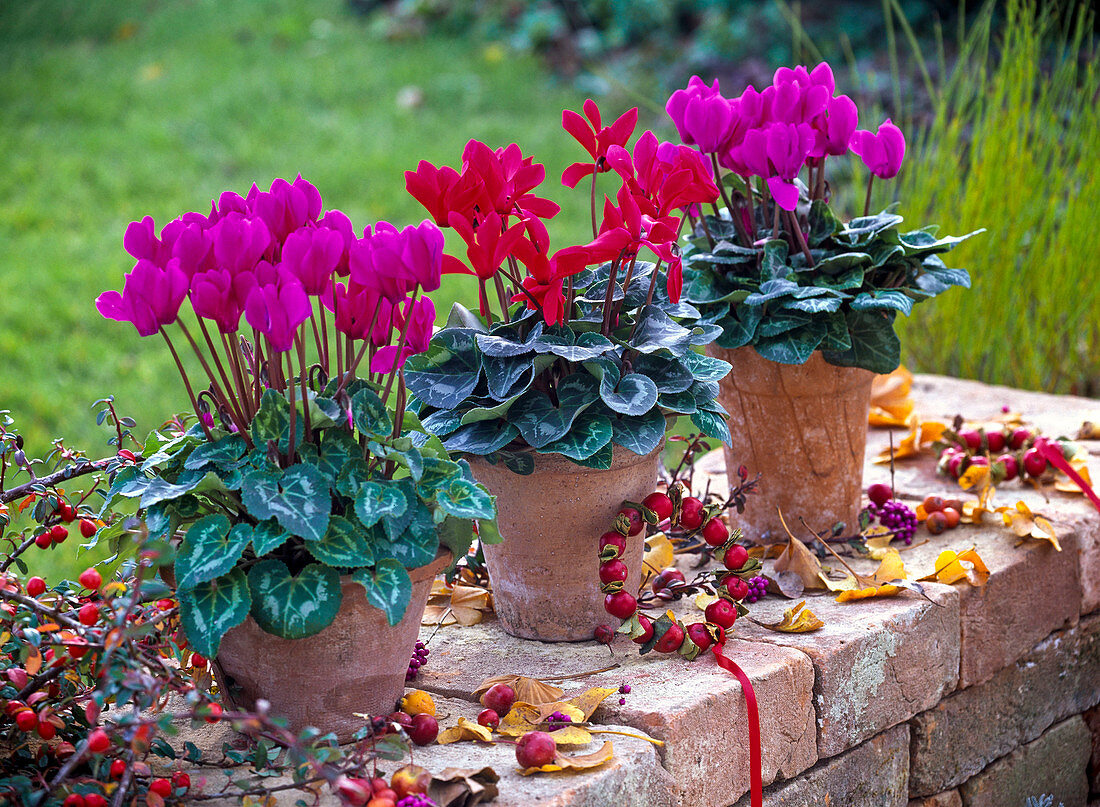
[183,435,248,472]
[174,516,252,591]
[403,329,482,410]
[247,560,342,640]
[308,515,375,568]
[417,456,464,492]
[435,478,496,520]
[138,472,228,509]
[822,311,901,375]
[443,420,519,455]
[541,411,613,461]
[421,409,464,437]
[459,393,525,425]
[240,465,331,541]
[251,389,305,453]
[600,372,659,416]
[681,351,732,382]
[483,354,534,400]
[352,560,413,626]
[629,353,695,393]
[714,307,762,349]
[351,388,391,437]
[631,305,695,357]
[178,568,251,658]
[532,328,615,361]
[609,408,666,456]
[572,441,613,470]
[754,321,827,365]
[251,519,289,557]
[509,375,599,449]
[317,430,360,485]
[383,500,438,569]
[691,407,732,445]
[761,239,791,281]
[851,290,914,316]
[355,481,408,528]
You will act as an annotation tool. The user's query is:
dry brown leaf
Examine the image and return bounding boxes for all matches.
[918,548,990,587]
[1076,421,1100,440]
[437,717,494,744]
[960,498,995,525]
[497,703,543,737]
[869,366,914,427]
[641,532,675,584]
[517,741,615,775]
[774,535,825,590]
[757,600,825,633]
[772,570,805,599]
[423,584,492,627]
[828,550,907,602]
[428,766,500,807]
[997,501,1062,551]
[473,676,564,705]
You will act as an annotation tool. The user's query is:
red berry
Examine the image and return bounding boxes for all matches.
[642,492,673,522]
[593,624,615,644]
[631,614,654,645]
[618,508,644,536]
[679,497,705,530]
[26,577,46,597]
[78,568,102,591]
[337,778,372,806]
[15,710,38,731]
[1023,448,1047,478]
[598,532,626,559]
[87,728,110,754]
[477,708,500,730]
[50,525,69,544]
[35,533,53,549]
[603,591,637,620]
[515,731,557,768]
[599,560,628,584]
[79,603,99,626]
[926,512,948,535]
[84,796,107,807]
[149,778,173,798]
[58,502,76,523]
[409,713,438,746]
[1009,428,1032,450]
[202,702,222,723]
[63,795,85,807]
[997,454,1019,481]
[701,518,729,547]
[67,638,89,660]
[481,683,516,718]
[959,429,982,450]
[867,483,893,507]
[947,454,965,478]
[723,544,749,571]
[110,759,126,779]
[650,567,685,593]
[36,719,56,740]
[79,519,97,539]
[725,576,750,600]
[705,599,738,629]
[942,507,961,528]
[686,622,713,652]
[986,431,1006,452]
[190,653,207,668]
[653,623,685,653]
[922,496,945,514]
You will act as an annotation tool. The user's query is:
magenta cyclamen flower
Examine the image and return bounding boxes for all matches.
[96,259,189,337]
[812,95,859,159]
[249,176,322,242]
[734,122,815,211]
[370,296,436,373]
[211,213,272,274]
[282,226,345,296]
[244,267,312,353]
[665,77,735,154]
[850,119,906,179]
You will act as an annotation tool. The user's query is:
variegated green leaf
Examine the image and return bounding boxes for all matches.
[178,568,251,658]
[352,560,412,627]
[174,515,252,591]
[247,560,342,640]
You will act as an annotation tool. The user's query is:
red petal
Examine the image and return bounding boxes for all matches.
[561,162,596,189]
[562,109,597,158]
[583,98,602,130]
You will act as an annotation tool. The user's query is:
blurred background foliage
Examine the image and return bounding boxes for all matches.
[0,0,1095,466]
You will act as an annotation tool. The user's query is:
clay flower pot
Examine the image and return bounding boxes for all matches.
[212,551,450,742]
[707,345,873,542]
[467,444,661,642]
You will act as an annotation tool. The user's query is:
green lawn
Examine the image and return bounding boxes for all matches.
[0,0,620,459]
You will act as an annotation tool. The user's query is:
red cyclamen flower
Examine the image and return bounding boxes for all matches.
[561,99,639,188]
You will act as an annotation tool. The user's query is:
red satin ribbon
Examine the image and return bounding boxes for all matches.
[1035,437,1100,512]
[712,645,763,807]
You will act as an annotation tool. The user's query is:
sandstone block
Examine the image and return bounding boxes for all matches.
[908,792,961,807]
[959,715,1092,807]
[735,578,958,758]
[731,724,910,807]
[416,619,817,807]
[910,614,1100,795]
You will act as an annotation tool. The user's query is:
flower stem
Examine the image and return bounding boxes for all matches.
[285,350,297,465]
[786,209,815,267]
[711,152,735,215]
[863,175,874,217]
[742,176,757,241]
[589,167,599,239]
[380,291,419,407]
[295,334,312,439]
[160,329,213,441]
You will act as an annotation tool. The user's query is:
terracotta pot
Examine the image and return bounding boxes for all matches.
[212,550,450,742]
[468,444,661,642]
[707,345,873,542]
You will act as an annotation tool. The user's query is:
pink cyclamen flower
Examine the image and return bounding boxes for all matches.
[190,267,244,333]
[370,296,435,374]
[734,122,815,210]
[665,76,736,154]
[244,267,312,353]
[211,212,272,274]
[811,94,859,159]
[248,177,320,243]
[96,259,189,337]
[850,119,906,179]
[281,226,345,295]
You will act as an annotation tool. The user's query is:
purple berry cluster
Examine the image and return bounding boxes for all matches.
[743,576,768,603]
[546,711,573,730]
[406,640,429,681]
[618,682,631,706]
[863,500,918,544]
[397,795,438,807]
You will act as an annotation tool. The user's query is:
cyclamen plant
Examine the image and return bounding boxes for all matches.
[94,177,495,657]
[403,102,734,468]
[668,64,981,373]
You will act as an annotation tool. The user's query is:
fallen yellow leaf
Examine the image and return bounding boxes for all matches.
[920,548,990,586]
[997,501,1062,551]
[641,532,675,584]
[874,414,947,464]
[1055,459,1093,494]
[774,535,825,590]
[437,717,494,745]
[757,601,825,633]
[869,366,915,427]
[473,676,564,706]
[836,583,903,602]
